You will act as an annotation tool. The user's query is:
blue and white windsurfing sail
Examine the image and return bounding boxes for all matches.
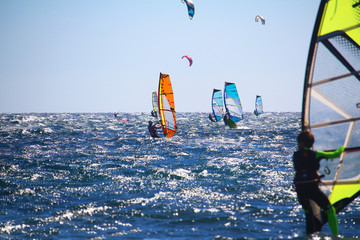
[210,89,224,122]
[254,95,264,116]
[224,82,244,122]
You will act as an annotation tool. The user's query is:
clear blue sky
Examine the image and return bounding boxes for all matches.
[0,0,320,113]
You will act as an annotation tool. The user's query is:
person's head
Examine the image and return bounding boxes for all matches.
[148,121,153,126]
[297,131,315,149]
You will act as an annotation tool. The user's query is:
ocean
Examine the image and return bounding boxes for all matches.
[0,112,359,239]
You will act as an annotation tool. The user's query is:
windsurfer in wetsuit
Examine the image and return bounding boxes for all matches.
[151,110,157,118]
[148,121,161,138]
[209,113,215,122]
[293,131,345,236]
[223,112,229,126]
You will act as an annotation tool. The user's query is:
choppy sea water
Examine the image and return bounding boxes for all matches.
[0,112,359,239]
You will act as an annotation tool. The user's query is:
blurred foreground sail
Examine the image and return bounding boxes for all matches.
[301,0,360,225]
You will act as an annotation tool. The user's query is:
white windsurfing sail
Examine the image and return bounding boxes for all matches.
[302,0,360,223]
[210,89,224,122]
[151,91,159,119]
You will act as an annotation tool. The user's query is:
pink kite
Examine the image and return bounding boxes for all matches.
[182,55,193,66]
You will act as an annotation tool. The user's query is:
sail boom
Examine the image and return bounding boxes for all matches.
[322,177,360,186]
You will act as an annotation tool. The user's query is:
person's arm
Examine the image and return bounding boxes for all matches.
[316,146,345,159]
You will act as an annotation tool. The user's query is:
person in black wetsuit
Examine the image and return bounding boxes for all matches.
[293,131,345,236]
[223,112,229,126]
[151,110,157,118]
[148,121,161,138]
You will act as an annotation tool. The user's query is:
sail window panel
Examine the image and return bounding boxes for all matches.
[162,97,175,131]
[309,94,345,125]
[227,99,241,118]
[213,104,223,121]
[337,151,360,181]
[328,34,360,72]
[312,42,350,83]
[348,121,360,148]
[314,122,360,182]
[164,112,175,130]
[225,97,242,121]
[312,123,349,151]
[313,75,360,117]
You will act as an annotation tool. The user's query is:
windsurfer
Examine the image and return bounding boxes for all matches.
[223,113,229,125]
[209,113,215,122]
[293,131,345,236]
[148,121,161,138]
[151,110,157,118]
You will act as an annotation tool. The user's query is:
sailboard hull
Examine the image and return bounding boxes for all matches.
[225,119,237,128]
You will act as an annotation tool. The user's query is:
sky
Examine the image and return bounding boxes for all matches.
[0,0,321,113]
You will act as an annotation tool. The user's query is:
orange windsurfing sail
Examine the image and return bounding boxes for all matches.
[158,73,177,138]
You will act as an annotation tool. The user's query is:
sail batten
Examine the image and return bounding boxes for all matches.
[311,70,360,86]
[310,117,360,129]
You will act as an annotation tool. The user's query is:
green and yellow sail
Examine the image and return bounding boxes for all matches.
[302,0,360,217]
